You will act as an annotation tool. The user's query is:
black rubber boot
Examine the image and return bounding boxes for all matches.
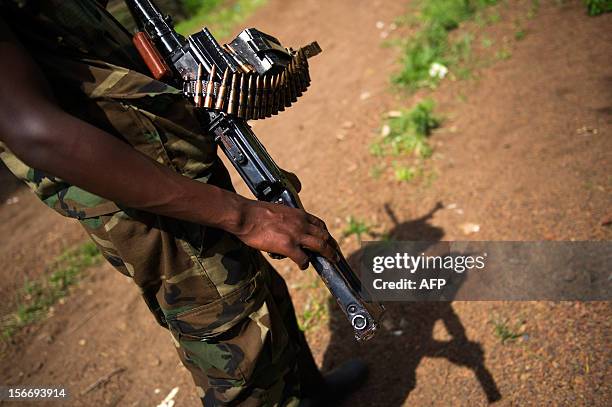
[299,359,369,407]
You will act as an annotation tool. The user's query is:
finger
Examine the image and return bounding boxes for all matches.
[300,234,337,262]
[305,213,328,230]
[307,223,341,253]
[287,247,310,270]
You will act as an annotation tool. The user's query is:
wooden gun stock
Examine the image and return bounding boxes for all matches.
[132,31,171,80]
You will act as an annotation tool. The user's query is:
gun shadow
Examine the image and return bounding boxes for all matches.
[321,202,502,406]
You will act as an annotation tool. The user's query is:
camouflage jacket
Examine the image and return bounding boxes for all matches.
[0,0,218,219]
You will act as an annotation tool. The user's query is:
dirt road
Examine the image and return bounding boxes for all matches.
[1,0,610,405]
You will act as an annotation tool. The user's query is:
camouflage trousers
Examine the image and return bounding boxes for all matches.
[79,164,323,406]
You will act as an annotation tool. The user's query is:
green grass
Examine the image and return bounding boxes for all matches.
[343,216,372,243]
[393,0,499,90]
[1,243,102,340]
[584,0,612,15]
[175,0,268,39]
[298,295,329,332]
[492,318,523,344]
[394,164,418,182]
[372,99,441,159]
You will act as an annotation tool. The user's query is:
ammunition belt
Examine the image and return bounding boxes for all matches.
[184,42,321,120]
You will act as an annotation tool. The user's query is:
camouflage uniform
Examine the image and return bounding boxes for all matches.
[0,1,323,405]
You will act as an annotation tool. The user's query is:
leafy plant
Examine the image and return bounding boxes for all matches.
[394,164,417,182]
[393,0,499,90]
[492,318,522,344]
[584,0,612,15]
[375,99,441,159]
[343,216,372,243]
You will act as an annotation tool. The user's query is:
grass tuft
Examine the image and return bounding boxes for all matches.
[393,0,499,90]
[343,216,372,243]
[372,99,441,159]
[1,242,102,340]
[584,0,612,15]
[175,0,268,39]
[492,318,522,344]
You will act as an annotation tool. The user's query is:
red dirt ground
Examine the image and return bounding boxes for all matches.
[0,0,610,406]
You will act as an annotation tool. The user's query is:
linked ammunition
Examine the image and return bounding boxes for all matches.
[194,63,204,107]
[203,64,216,108]
[215,68,230,110]
[238,73,247,118]
[228,72,238,115]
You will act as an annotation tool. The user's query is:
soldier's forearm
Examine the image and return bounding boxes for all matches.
[4,101,245,230]
[0,23,246,232]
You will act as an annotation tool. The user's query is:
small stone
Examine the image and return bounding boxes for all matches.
[154,388,161,394]
[460,222,480,235]
[381,124,391,137]
[341,121,355,129]
[78,339,86,346]
[336,133,345,141]
[387,110,402,118]
[359,91,371,101]
[375,21,385,30]
[392,330,403,336]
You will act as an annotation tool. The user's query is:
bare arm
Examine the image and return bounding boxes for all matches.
[0,20,337,269]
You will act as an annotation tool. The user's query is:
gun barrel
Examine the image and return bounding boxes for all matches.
[124,0,185,56]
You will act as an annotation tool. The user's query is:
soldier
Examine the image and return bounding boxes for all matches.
[0,0,366,405]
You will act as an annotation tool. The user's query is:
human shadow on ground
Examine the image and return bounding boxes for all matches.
[321,202,502,406]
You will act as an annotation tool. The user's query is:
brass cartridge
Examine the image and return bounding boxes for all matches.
[297,50,309,90]
[263,74,272,118]
[215,68,230,110]
[194,63,204,107]
[228,72,238,115]
[203,65,217,108]
[287,59,297,103]
[246,73,255,120]
[254,75,262,119]
[238,73,248,118]
[282,70,291,109]
[271,74,280,115]
[291,56,302,99]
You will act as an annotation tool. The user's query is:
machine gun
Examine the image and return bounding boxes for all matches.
[124,0,384,341]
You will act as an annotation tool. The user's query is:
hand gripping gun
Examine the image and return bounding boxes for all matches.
[124,0,384,341]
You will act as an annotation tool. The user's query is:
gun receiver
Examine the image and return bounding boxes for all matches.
[124,0,384,341]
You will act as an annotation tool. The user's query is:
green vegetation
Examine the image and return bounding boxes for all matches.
[343,216,373,243]
[372,99,441,159]
[393,0,499,90]
[584,0,612,15]
[298,295,329,332]
[1,243,102,340]
[393,163,418,182]
[492,318,523,344]
[175,0,267,39]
